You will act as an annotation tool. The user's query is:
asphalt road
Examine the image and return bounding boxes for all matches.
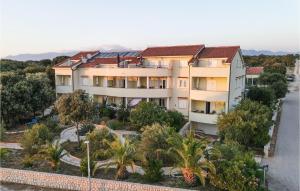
[263,60,300,191]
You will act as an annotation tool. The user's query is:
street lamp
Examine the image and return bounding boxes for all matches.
[84,140,91,191]
[262,164,269,188]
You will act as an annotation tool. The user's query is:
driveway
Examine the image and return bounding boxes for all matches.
[262,60,300,191]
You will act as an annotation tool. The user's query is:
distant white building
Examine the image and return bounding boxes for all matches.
[246,67,264,86]
[53,44,246,135]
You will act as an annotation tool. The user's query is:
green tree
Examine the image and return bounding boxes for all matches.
[218,99,272,148]
[258,72,286,86]
[247,86,275,107]
[52,56,70,66]
[130,101,167,130]
[1,79,33,127]
[166,110,186,132]
[264,63,287,75]
[167,132,215,186]
[55,90,95,146]
[26,73,55,116]
[271,81,288,99]
[101,137,136,180]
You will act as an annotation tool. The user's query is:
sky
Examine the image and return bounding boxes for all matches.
[0,0,299,57]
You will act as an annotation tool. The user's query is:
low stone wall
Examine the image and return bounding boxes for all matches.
[0,168,192,191]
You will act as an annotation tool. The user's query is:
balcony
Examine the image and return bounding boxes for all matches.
[190,67,230,77]
[89,87,172,98]
[189,112,218,124]
[56,85,72,93]
[190,90,228,102]
[82,67,172,77]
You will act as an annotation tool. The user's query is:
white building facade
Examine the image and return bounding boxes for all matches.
[53,45,246,135]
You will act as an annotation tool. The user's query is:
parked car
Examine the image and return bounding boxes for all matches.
[286,74,295,82]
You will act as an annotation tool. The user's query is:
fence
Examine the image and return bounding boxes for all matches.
[0,167,192,191]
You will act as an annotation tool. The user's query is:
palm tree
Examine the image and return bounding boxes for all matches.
[101,137,136,180]
[168,132,216,186]
[43,142,67,171]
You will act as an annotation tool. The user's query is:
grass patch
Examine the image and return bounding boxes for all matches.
[61,141,85,159]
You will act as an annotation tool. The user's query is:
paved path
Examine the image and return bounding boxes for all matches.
[58,126,180,175]
[262,60,300,191]
[0,142,22,150]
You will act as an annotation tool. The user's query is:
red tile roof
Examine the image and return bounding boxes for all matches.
[53,51,99,68]
[79,56,140,68]
[141,45,204,57]
[246,67,264,75]
[198,46,240,63]
[71,51,98,60]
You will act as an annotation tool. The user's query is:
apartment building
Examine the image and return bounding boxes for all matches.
[53,44,246,135]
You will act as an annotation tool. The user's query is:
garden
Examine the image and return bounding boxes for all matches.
[0,89,269,191]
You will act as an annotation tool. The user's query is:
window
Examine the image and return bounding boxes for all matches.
[80,76,89,86]
[56,75,71,86]
[178,78,188,88]
[93,76,104,87]
[178,98,188,109]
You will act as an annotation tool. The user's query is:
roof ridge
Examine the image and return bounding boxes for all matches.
[205,46,240,49]
[146,44,204,48]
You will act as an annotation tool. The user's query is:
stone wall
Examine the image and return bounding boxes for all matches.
[0,168,192,191]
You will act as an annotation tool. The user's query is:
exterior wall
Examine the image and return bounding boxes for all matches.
[53,52,245,135]
[54,68,73,94]
[228,52,246,110]
[0,168,191,191]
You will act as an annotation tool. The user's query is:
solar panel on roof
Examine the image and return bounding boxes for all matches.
[94,51,140,58]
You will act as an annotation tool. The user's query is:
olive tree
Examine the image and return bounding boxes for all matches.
[55,90,95,146]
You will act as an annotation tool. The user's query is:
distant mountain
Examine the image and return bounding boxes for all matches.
[3,47,299,61]
[241,49,299,56]
[2,45,133,61]
[3,51,77,61]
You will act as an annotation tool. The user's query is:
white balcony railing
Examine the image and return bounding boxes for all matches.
[189,112,218,124]
[190,90,228,102]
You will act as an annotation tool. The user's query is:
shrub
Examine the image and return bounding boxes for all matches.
[80,157,97,177]
[99,105,116,119]
[83,128,114,160]
[142,159,163,183]
[0,124,6,141]
[165,110,186,132]
[22,155,34,168]
[130,102,167,131]
[138,123,176,165]
[107,119,123,130]
[0,148,9,159]
[77,123,95,136]
[247,86,275,107]
[21,123,52,155]
[116,105,130,122]
[100,116,110,124]
[210,142,264,191]
[43,117,60,134]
